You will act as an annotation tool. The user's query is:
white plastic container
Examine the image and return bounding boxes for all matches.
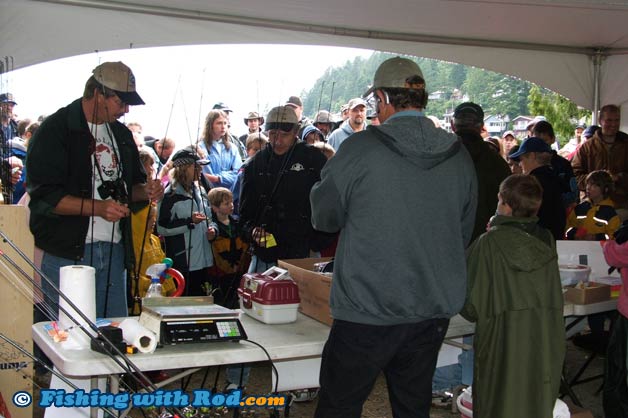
[239,299,299,324]
[559,264,591,287]
[455,387,572,418]
[456,386,473,418]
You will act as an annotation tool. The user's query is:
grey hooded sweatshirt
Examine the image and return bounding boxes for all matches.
[310,113,477,325]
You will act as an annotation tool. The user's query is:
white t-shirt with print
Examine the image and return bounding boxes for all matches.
[86,122,123,244]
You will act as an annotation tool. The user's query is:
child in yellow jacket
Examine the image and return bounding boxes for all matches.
[566,170,621,240]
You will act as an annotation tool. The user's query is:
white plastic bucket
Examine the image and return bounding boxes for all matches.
[455,389,570,418]
[456,386,472,418]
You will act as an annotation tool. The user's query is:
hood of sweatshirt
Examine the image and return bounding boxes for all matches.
[369,115,461,170]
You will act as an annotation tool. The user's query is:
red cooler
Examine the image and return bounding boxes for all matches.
[238,267,300,324]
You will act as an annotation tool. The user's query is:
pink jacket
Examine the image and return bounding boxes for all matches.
[601,240,628,318]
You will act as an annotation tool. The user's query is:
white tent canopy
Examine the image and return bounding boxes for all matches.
[3,0,628,119]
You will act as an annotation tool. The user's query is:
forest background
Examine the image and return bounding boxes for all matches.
[301,51,590,145]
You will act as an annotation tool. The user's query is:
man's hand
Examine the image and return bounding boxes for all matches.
[252,226,268,247]
[8,156,23,185]
[146,179,164,202]
[96,200,130,222]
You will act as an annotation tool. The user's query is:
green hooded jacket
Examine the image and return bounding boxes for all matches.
[461,215,565,418]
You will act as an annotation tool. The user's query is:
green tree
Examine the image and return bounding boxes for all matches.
[528,85,591,146]
[462,68,530,120]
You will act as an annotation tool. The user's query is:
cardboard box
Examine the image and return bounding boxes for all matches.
[564,282,611,305]
[278,258,333,326]
[0,206,34,418]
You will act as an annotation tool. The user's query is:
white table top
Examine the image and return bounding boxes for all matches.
[34,298,617,378]
[33,312,477,378]
[33,313,330,377]
[564,298,618,316]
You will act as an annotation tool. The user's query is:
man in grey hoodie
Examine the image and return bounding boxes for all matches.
[310,57,478,418]
[327,97,368,151]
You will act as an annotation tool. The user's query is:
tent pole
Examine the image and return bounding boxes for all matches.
[591,49,604,124]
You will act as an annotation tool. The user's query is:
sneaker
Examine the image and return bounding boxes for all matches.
[290,388,319,402]
[431,390,453,408]
[224,382,247,394]
[224,382,239,391]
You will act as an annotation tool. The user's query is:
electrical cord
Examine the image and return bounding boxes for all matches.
[241,339,280,394]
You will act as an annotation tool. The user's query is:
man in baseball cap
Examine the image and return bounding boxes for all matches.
[0,92,18,141]
[451,101,510,243]
[239,103,327,275]
[311,56,477,418]
[327,97,367,151]
[509,136,566,239]
[313,110,334,138]
[26,61,162,324]
[0,93,16,105]
[284,96,312,138]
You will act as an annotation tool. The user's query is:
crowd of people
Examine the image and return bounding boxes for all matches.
[2,57,627,418]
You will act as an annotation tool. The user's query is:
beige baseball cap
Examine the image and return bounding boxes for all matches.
[348,97,367,110]
[266,106,298,125]
[363,57,424,97]
[92,61,145,105]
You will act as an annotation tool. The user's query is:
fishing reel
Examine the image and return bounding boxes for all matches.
[98,178,128,203]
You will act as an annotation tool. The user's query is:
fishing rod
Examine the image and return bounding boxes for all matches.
[196,68,207,144]
[0,240,187,416]
[328,81,336,114]
[0,231,158,393]
[0,333,119,418]
[164,74,182,143]
[316,81,326,115]
[131,75,182,314]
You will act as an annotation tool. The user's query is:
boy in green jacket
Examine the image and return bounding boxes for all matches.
[461,174,565,418]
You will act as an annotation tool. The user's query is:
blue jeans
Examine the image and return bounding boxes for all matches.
[247,256,276,274]
[227,255,277,385]
[40,241,127,319]
[226,364,251,387]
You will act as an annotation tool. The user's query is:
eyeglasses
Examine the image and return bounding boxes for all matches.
[109,95,127,108]
[266,122,296,133]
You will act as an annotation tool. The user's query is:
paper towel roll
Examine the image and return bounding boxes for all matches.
[119,318,157,353]
[58,265,96,350]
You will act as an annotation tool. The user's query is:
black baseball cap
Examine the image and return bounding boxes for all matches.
[453,102,484,121]
[171,147,209,167]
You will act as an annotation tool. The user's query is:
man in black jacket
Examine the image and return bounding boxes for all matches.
[239,105,327,273]
[451,102,511,243]
[509,137,566,240]
[27,61,164,319]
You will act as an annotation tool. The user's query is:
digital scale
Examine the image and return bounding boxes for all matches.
[139,297,247,345]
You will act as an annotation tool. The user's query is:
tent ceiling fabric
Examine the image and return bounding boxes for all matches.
[3,0,628,110]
